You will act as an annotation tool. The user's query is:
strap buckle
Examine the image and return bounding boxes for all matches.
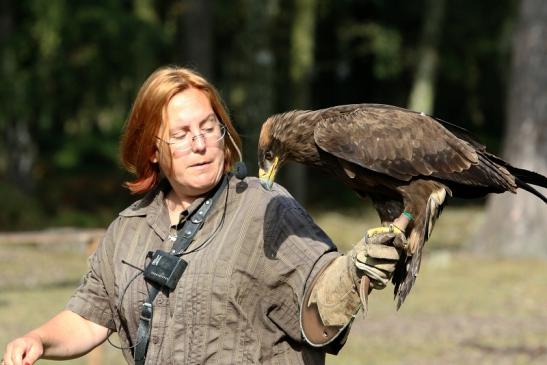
[140,302,153,321]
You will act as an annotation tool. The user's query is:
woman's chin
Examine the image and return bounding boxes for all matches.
[184,174,222,195]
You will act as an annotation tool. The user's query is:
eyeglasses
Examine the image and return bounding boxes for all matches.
[156,121,226,152]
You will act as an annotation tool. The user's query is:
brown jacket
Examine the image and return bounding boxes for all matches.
[66,175,340,364]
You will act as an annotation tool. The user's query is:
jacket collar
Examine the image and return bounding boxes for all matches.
[118,176,228,239]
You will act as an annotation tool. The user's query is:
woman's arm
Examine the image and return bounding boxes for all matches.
[3,310,109,365]
[301,230,401,347]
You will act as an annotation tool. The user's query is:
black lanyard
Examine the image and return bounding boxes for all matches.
[134,176,228,365]
[170,176,227,255]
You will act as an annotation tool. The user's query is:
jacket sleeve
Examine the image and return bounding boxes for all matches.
[300,254,362,353]
[65,218,120,330]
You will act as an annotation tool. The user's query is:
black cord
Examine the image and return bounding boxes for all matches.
[178,178,229,256]
[106,265,147,350]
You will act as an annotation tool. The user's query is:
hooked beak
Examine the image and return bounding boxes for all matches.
[259,156,280,191]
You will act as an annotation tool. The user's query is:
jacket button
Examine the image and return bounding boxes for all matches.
[152,336,160,344]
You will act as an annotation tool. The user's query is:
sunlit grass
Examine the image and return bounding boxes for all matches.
[0,245,125,364]
[326,254,547,365]
[312,206,547,364]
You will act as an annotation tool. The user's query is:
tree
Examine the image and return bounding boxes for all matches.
[285,0,317,204]
[218,0,277,175]
[1,0,35,193]
[407,0,445,114]
[181,0,213,79]
[472,0,547,256]
[0,1,176,228]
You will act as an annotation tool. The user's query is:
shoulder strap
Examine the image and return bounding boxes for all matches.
[170,175,228,255]
[134,287,159,364]
[133,176,228,365]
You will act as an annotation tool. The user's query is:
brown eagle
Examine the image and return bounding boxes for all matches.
[257,104,547,308]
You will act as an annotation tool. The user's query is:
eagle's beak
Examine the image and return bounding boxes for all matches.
[259,156,280,191]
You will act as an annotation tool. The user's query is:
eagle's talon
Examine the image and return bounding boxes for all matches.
[392,232,408,251]
[367,224,397,238]
[365,225,408,251]
[388,224,409,251]
[366,226,393,238]
[365,224,405,237]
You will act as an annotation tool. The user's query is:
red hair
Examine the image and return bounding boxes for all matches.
[120,66,242,194]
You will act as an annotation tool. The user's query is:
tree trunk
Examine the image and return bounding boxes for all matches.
[471,0,547,257]
[224,1,275,175]
[181,0,213,79]
[5,119,36,193]
[286,0,317,204]
[407,0,445,114]
[1,1,35,192]
[0,0,10,178]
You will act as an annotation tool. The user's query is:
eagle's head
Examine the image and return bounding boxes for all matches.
[258,114,288,191]
[258,110,320,190]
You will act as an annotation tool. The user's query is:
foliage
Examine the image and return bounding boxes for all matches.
[0,182,45,230]
[0,0,519,229]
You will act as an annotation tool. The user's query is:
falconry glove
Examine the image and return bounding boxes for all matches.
[352,230,401,290]
[302,228,401,347]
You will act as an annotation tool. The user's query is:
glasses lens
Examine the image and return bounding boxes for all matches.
[173,123,226,151]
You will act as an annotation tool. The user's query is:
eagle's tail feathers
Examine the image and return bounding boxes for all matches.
[478,154,516,192]
[395,249,422,309]
[515,178,547,203]
[485,152,547,189]
[394,189,448,309]
[508,165,547,188]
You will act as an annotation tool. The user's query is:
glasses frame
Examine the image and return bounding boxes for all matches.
[156,122,226,152]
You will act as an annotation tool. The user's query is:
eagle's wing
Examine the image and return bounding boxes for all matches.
[313,104,479,181]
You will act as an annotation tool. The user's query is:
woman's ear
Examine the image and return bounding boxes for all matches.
[150,149,159,163]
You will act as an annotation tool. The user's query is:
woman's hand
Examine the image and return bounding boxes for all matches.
[3,332,44,365]
[2,310,109,365]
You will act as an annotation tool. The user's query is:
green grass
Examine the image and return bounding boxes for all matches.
[1,207,546,364]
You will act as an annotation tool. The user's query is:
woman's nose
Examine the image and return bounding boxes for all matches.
[191,134,206,152]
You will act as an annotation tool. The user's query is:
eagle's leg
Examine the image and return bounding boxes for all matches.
[368,198,410,250]
[365,214,411,250]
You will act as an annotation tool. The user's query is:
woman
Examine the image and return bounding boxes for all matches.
[3,66,400,365]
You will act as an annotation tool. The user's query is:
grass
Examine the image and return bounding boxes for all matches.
[327,254,547,365]
[310,206,547,364]
[0,244,125,365]
[1,206,546,364]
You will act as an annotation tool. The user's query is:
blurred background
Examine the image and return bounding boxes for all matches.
[1,0,546,364]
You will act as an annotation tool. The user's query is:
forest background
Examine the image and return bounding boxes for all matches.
[1,0,546,364]
[2,0,546,251]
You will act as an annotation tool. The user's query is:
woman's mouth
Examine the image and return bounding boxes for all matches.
[190,161,210,168]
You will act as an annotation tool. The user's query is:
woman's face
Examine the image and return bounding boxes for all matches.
[155,88,225,200]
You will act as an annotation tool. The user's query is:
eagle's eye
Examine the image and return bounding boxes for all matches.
[264,151,274,161]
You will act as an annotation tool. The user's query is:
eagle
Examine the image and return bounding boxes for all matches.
[257,103,547,308]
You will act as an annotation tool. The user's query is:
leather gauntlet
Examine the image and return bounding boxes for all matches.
[301,230,401,346]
